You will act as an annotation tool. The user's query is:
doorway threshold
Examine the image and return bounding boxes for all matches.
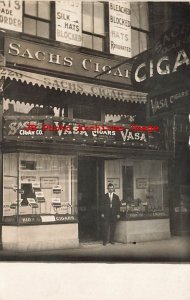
[79,241,103,248]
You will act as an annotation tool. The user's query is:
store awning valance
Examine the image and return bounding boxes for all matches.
[0,67,147,104]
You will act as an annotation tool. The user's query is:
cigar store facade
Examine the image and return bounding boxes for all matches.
[0,1,184,251]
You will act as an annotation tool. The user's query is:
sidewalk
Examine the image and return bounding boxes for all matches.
[0,236,190,262]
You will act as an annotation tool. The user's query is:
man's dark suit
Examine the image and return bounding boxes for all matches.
[101,193,121,244]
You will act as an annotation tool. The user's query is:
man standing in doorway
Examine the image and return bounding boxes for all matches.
[101,183,121,245]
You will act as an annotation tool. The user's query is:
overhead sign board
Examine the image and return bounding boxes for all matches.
[3,117,162,151]
[131,23,190,93]
[4,37,131,86]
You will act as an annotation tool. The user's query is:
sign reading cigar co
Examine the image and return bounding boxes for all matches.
[3,117,161,150]
[4,37,131,85]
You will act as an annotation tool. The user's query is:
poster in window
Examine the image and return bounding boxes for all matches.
[40,177,59,189]
[136,178,148,189]
[107,178,120,189]
[109,2,131,57]
[56,0,82,46]
[0,1,22,32]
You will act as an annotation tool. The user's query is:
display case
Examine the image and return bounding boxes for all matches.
[3,153,78,225]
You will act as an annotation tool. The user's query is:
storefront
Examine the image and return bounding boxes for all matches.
[0,32,171,251]
[131,22,190,236]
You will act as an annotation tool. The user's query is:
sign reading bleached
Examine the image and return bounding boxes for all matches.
[0,1,22,32]
[56,0,82,46]
[109,2,131,57]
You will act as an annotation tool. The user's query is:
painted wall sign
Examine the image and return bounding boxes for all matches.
[4,37,131,85]
[131,23,190,92]
[0,1,22,32]
[109,2,131,57]
[56,1,82,46]
[3,117,161,150]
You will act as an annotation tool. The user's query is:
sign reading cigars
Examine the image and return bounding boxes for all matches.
[149,86,190,116]
[131,22,190,117]
[4,117,161,150]
[4,37,131,85]
[131,23,190,93]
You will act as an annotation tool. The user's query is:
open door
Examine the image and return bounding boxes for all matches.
[78,158,103,242]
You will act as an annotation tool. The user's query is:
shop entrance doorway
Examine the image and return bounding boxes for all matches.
[78,158,103,242]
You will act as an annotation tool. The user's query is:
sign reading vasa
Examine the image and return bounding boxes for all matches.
[56,0,82,46]
[3,118,161,151]
[0,1,22,32]
[5,37,131,85]
[149,87,190,116]
[131,23,190,92]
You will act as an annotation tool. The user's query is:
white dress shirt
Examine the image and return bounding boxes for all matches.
[109,193,113,207]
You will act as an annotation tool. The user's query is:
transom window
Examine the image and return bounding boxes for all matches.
[23,1,51,39]
[82,1,106,51]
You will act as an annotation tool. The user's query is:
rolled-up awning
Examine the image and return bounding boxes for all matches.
[0,67,147,103]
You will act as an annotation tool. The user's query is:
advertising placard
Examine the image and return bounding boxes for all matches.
[109,2,131,57]
[4,37,131,85]
[0,1,22,32]
[3,117,162,150]
[56,0,82,46]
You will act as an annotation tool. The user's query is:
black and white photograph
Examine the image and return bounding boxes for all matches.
[0,0,189,266]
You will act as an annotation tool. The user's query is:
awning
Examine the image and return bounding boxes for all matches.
[0,67,147,103]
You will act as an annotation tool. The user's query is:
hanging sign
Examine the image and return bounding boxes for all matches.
[56,0,82,46]
[131,23,190,92]
[109,2,131,57]
[0,1,22,32]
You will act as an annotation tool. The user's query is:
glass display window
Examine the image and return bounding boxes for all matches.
[105,158,169,220]
[3,153,78,225]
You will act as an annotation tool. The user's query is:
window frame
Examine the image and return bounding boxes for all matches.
[81,1,108,52]
[131,2,150,56]
[23,1,55,40]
